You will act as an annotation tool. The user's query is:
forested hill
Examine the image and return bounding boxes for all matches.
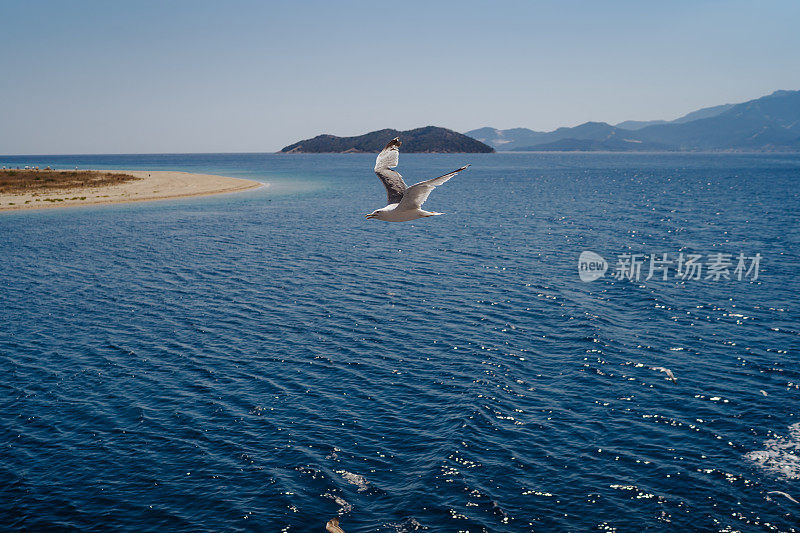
[280,126,495,153]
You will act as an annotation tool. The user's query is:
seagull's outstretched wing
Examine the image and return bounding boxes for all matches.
[374,137,407,204]
[398,165,469,210]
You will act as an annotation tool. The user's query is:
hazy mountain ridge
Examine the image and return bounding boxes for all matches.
[280,126,494,153]
[466,90,800,151]
[615,102,735,130]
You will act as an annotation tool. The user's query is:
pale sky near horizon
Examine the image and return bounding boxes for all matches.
[1,0,799,155]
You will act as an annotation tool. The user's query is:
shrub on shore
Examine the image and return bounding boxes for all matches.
[0,170,139,193]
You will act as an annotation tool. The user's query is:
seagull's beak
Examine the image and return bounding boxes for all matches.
[364,213,373,219]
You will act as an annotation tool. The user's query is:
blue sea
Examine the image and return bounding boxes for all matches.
[1,152,799,532]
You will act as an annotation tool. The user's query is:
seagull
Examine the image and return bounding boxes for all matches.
[767,491,800,504]
[326,517,346,533]
[366,137,469,222]
[651,366,677,384]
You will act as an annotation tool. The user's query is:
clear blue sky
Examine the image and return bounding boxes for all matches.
[2,0,799,154]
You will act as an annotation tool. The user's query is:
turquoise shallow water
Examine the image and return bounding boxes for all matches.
[1,152,799,531]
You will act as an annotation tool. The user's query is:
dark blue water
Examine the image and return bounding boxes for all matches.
[1,152,799,532]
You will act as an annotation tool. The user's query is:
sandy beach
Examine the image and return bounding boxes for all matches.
[0,170,264,211]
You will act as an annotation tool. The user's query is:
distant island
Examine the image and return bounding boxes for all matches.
[280,126,494,153]
[466,89,800,152]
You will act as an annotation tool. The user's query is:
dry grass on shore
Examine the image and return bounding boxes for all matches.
[0,170,140,194]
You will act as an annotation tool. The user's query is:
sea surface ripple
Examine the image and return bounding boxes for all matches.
[1,152,799,531]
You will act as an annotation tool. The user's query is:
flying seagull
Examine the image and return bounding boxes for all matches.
[366,137,469,222]
[767,491,800,504]
[651,366,677,384]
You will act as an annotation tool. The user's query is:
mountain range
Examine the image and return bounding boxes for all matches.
[466,90,800,151]
[280,126,494,153]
